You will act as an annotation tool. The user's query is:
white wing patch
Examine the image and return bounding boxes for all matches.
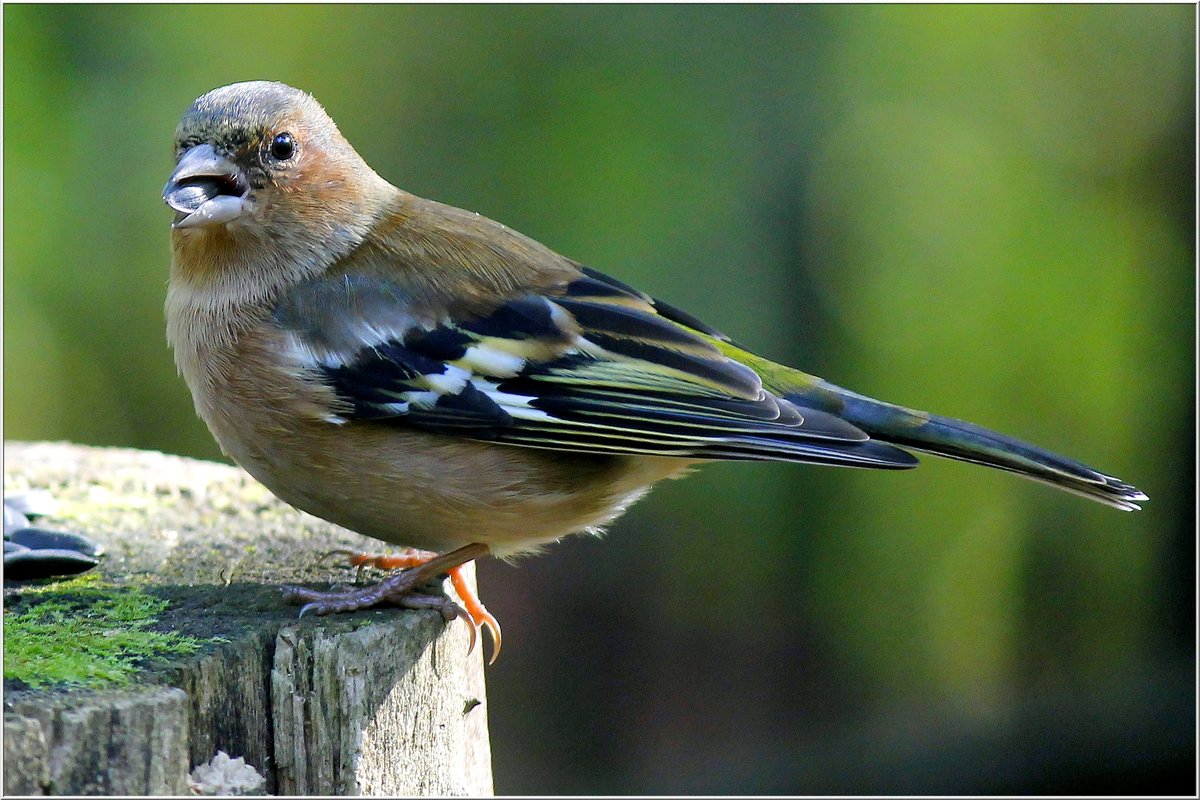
[282,323,417,371]
[470,379,551,420]
[423,364,471,395]
[457,344,526,378]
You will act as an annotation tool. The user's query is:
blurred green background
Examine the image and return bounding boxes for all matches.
[5,4,1194,794]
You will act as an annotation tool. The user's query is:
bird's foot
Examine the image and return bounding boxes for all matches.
[282,580,479,654]
[284,542,500,664]
[349,548,503,664]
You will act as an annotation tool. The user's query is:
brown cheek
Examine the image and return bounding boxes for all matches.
[281,159,352,208]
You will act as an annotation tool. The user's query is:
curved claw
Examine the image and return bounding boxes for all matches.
[298,601,318,618]
[479,615,503,666]
[462,608,479,658]
[317,547,358,565]
[284,585,332,617]
[449,567,502,665]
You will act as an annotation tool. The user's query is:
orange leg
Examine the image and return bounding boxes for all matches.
[350,547,502,665]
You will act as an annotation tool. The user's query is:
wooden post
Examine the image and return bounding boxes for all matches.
[3,441,493,796]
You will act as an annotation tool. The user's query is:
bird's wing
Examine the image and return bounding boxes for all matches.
[272,267,917,468]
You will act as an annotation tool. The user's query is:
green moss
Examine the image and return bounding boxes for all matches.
[4,574,203,689]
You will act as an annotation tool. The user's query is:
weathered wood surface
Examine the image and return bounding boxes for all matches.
[3,441,493,796]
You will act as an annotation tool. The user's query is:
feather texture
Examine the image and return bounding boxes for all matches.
[272,270,919,469]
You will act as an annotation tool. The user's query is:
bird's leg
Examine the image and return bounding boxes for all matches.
[283,542,501,664]
[349,546,502,664]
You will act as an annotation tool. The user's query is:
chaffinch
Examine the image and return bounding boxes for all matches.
[163,81,1146,663]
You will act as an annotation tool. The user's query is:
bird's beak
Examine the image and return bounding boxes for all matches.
[163,144,250,229]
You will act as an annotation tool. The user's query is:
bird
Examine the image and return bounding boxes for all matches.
[163,81,1146,663]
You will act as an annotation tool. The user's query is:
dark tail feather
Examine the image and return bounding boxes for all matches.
[786,383,1148,511]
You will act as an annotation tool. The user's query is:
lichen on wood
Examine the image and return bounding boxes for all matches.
[3,441,493,796]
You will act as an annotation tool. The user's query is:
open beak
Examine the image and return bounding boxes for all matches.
[163,144,250,229]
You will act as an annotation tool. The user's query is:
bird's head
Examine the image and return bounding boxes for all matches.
[164,81,392,283]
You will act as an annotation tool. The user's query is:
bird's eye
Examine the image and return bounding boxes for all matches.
[269,132,296,161]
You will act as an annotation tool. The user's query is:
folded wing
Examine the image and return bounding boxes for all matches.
[273,269,918,469]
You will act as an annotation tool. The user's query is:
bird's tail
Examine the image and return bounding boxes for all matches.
[778,377,1147,510]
